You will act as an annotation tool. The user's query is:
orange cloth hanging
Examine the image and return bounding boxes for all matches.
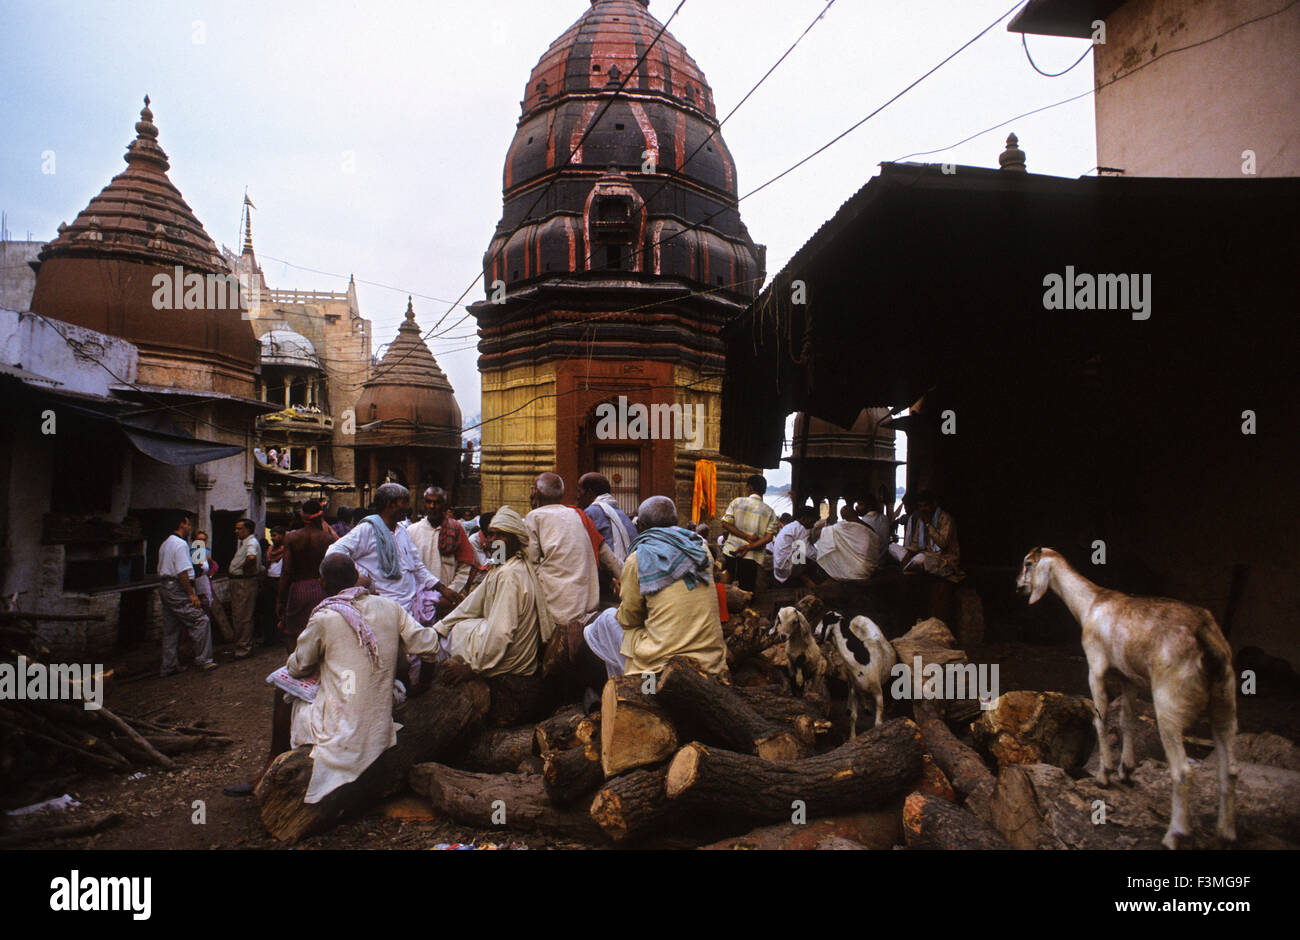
[692,459,717,523]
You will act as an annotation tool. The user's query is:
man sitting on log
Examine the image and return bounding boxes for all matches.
[283,553,445,804]
[813,504,881,582]
[583,495,726,680]
[886,490,963,581]
[432,506,554,682]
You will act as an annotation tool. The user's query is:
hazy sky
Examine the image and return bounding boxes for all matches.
[0,0,1097,479]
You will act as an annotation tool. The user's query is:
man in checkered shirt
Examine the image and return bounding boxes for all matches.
[719,474,781,592]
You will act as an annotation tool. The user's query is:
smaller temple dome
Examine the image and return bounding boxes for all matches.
[355,299,461,448]
[259,328,320,369]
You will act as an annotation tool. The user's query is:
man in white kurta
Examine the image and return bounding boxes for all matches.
[814,516,881,581]
[524,473,599,639]
[434,506,547,678]
[324,484,436,620]
[407,486,474,595]
[285,555,444,803]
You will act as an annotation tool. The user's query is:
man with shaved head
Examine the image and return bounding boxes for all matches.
[523,472,606,640]
[582,494,725,681]
[280,553,446,803]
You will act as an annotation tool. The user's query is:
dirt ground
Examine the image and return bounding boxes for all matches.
[12,626,1300,851]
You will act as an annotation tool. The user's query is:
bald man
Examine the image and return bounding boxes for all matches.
[523,472,606,640]
[583,495,726,680]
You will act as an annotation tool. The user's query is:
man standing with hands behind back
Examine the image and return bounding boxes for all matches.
[719,474,780,593]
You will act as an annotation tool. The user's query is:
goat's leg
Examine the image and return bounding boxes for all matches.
[1088,668,1114,786]
[1210,684,1239,842]
[1153,697,1192,850]
[847,688,859,741]
[1117,679,1137,782]
[872,681,886,728]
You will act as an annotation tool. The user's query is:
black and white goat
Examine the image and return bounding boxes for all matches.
[831,615,897,739]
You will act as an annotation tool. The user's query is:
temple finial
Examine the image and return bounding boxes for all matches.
[999,132,1027,173]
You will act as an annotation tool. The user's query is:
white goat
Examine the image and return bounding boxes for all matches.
[1017,547,1238,849]
[774,606,826,697]
[830,615,897,740]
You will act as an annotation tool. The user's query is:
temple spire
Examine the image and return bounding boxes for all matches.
[125,94,169,171]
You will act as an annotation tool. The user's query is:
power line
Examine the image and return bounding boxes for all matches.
[359,0,692,388]
[1021,32,1092,77]
[893,0,1299,164]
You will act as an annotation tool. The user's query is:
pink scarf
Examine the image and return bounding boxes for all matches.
[310,586,381,668]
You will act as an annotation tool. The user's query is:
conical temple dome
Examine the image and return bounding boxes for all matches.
[29,96,258,396]
[355,299,461,448]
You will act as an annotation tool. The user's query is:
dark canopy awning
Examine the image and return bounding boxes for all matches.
[30,394,245,466]
[721,164,1299,468]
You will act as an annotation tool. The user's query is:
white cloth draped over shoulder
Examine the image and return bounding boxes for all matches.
[524,503,599,639]
[434,556,542,677]
[287,590,443,803]
[814,521,880,581]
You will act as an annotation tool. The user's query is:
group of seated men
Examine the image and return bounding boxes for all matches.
[248,471,727,804]
[770,489,962,588]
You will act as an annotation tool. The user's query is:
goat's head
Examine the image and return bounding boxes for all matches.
[775,606,809,640]
[1017,547,1051,604]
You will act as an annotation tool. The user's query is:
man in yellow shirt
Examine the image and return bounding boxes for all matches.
[582,495,726,679]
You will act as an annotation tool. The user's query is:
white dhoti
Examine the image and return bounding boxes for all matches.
[583,607,627,679]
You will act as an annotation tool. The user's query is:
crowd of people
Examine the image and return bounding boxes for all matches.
[155,471,961,805]
[767,487,963,589]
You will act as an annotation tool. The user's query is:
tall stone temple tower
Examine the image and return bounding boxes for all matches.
[469,0,766,518]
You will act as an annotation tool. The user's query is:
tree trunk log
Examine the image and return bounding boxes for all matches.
[588,766,679,842]
[255,679,490,844]
[540,728,600,811]
[600,677,678,778]
[463,726,537,773]
[657,657,807,761]
[972,691,1096,774]
[666,718,925,823]
[411,761,606,843]
[533,705,587,755]
[902,791,1008,849]
[700,807,904,850]
[734,685,830,746]
[95,707,174,769]
[914,701,994,801]
[990,758,1300,850]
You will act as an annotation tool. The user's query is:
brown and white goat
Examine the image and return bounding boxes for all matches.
[1017,547,1238,849]
[830,614,897,740]
[774,606,826,697]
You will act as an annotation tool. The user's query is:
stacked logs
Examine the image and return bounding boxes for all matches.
[0,613,232,810]
[408,654,929,847]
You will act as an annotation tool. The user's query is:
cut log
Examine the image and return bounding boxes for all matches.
[543,742,603,805]
[972,690,1095,774]
[700,807,903,850]
[724,608,778,667]
[990,758,1300,850]
[588,766,679,843]
[915,754,956,802]
[533,705,595,755]
[411,761,606,843]
[463,726,537,774]
[914,700,995,801]
[600,677,678,778]
[666,718,925,823]
[902,791,1008,849]
[255,679,491,844]
[657,657,807,761]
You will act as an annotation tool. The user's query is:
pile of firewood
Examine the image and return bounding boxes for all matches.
[0,612,232,810]
[253,597,1020,848]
